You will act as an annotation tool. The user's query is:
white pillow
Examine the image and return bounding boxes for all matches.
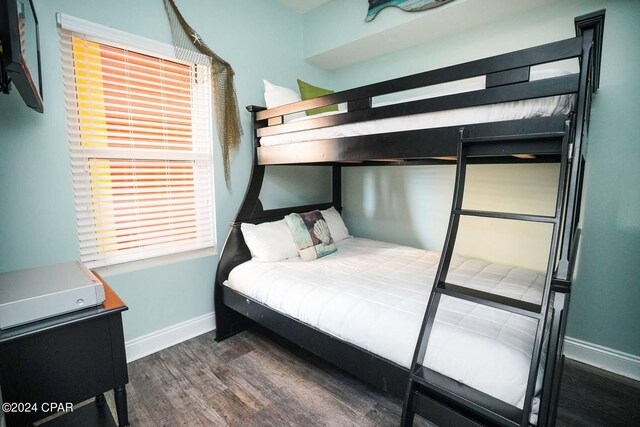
[263,80,306,122]
[320,207,351,243]
[241,220,299,262]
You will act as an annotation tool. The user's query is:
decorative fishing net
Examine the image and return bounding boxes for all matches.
[163,0,242,189]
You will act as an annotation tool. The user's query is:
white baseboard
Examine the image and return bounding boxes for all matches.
[125,312,216,363]
[564,336,640,381]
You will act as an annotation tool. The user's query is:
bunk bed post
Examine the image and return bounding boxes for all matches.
[540,10,604,424]
[537,290,570,426]
[575,10,605,92]
[236,106,268,221]
[332,165,342,212]
[214,106,267,341]
[557,9,605,280]
[214,228,253,341]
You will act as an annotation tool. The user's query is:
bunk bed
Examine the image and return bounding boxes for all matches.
[214,10,605,427]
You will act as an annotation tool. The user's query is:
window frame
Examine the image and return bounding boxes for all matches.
[58,13,217,269]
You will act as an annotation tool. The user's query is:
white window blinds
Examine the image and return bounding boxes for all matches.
[59,15,215,268]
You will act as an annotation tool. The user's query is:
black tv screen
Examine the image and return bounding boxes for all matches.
[0,0,43,113]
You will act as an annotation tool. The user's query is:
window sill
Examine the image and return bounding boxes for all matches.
[93,247,217,278]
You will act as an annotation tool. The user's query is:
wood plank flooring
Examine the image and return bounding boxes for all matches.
[113,328,639,426]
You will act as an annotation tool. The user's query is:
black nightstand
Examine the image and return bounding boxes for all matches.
[0,275,129,426]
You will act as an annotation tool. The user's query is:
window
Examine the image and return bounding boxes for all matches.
[58,14,215,268]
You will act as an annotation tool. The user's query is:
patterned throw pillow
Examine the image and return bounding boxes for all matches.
[284,210,337,261]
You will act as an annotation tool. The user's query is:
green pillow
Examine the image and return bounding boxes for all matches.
[297,79,339,116]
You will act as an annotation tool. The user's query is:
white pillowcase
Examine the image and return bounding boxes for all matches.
[263,80,306,122]
[320,207,351,243]
[241,220,299,262]
[240,208,349,262]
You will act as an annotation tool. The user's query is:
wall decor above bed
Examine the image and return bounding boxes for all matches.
[365,0,456,22]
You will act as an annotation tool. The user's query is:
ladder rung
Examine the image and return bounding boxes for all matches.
[436,282,543,319]
[460,131,567,144]
[411,366,522,426]
[413,390,486,427]
[551,276,572,291]
[459,132,565,157]
[466,141,562,157]
[454,209,558,223]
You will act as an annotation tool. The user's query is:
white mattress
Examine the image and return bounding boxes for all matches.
[260,70,575,147]
[226,237,545,409]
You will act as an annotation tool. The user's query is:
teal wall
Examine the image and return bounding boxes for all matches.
[1,0,638,361]
[307,0,640,357]
[0,0,330,341]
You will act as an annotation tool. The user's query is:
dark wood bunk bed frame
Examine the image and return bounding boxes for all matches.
[214,10,605,427]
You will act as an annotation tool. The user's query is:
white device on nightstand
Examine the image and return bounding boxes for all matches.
[0,261,105,329]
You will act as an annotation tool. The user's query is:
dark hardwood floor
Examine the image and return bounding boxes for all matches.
[555,358,640,427]
[114,328,639,426]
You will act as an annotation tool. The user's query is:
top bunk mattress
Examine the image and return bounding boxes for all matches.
[260,70,575,148]
[225,237,546,409]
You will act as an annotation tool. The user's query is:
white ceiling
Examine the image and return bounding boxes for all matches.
[278,0,330,14]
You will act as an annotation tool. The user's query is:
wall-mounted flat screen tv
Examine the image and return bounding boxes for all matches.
[0,0,43,113]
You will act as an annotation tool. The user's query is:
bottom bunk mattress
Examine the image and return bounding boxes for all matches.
[225,237,545,409]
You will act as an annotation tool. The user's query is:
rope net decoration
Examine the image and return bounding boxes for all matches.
[163,0,243,189]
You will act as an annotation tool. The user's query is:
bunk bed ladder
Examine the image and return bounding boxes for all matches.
[401,124,570,427]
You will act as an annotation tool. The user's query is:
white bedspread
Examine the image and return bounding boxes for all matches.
[226,238,545,408]
[260,70,574,148]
